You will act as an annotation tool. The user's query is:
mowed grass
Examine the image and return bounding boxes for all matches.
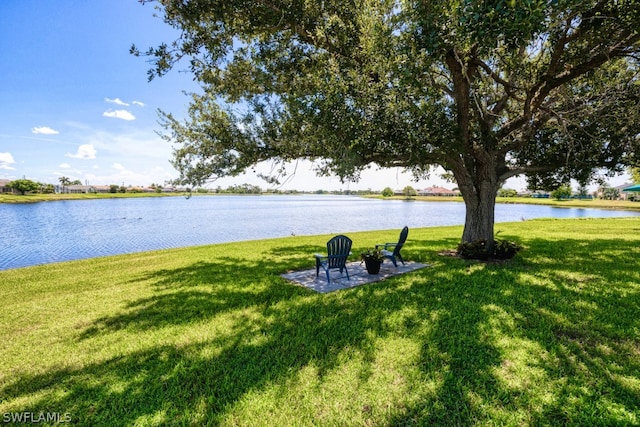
[1,218,639,426]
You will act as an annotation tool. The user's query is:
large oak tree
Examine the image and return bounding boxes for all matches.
[136,0,640,248]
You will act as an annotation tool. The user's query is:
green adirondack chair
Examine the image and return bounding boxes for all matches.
[376,226,408,267]
[315,235,352,283]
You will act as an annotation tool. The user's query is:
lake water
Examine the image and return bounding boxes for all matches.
[2,195,639,270]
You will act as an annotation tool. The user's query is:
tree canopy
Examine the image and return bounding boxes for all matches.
[136,0,640,246]
[8,179,40,195]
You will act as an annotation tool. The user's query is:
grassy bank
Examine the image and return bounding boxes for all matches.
[0,192,193,204]
[495,196,640,211]
[1,218,639,425]
[371,194,640,211]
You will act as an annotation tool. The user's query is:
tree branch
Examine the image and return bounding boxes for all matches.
[445,49,473,150]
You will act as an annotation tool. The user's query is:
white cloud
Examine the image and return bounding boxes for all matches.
[66,144,97,159]
[105,97,129,106]
[132,100,145,107]
[32,126,59,135]
[53,167,83,178]
[59,163,71,168]
[103,109,136,121]
[81,163,175,187]
[0,152,16,170]
[49,128,177,186]
[86,129,171,161]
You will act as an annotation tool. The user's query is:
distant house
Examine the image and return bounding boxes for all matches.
[65,185,91,194]
[614,183,634,200]
[418,186,460,197]
[0,179,14,194]
[531,191,550,198]
[162,186,189,193]
[594,183,630,200]
[91,185,112,194]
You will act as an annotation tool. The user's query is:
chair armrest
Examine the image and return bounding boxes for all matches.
[315,252,351,261]
[376,243,396,250]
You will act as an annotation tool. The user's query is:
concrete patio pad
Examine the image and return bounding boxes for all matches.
[281,261,430,293]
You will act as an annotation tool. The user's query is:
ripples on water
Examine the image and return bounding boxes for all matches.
[1,195,638,270]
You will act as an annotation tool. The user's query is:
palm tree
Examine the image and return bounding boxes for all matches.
[58,176,71,194]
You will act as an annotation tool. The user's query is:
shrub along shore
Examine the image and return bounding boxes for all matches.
[1,218,639,425]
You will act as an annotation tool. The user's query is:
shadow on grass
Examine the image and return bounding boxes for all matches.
[2,236,640,425]
[390,236,640,425]
[78,254,314,339]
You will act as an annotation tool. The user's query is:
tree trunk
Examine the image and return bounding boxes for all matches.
[452,156,500,249]
[461,182,497,246]
[444,48,500,248]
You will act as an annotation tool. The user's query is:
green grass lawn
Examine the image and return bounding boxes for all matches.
[1,218,639,426]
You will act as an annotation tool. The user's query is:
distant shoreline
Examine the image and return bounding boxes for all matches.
[0,192,192,204]
[0,191,319,204]
[2,192,640,212]
[365,194,640,212]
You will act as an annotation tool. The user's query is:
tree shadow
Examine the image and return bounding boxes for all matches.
[79,254,311,339]
[5,272,426,424]
[2,237,639,425]
[389,236,640,425]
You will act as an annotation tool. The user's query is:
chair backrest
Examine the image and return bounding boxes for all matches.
[326,235,352,268]
[393,226,409,256]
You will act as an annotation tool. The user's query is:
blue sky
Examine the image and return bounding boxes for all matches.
[0,1,201,188]
[0,1,629,192]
